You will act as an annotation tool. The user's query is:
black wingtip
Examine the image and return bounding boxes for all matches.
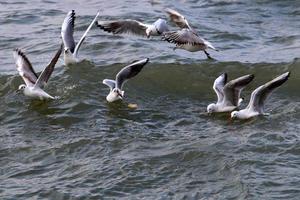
[70,10,75,19]
[285,71,291,78]
[223,72,228,83]
[280,72,290,83]
[249,74,255,80]
[13,48,24,57]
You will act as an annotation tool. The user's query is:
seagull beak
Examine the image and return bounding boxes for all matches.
[117,91,123,99]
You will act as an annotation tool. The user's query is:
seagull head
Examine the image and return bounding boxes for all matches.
[207,103,217,113]
[231,111,239,119]
[154,19,168,34]
[64,48,72,55]
[18,84,26,91]
[17,84,26,93]
[106,88,124,102]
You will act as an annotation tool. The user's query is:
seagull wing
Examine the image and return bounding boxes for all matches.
[213,73,227,104]
[96,19,148,36]
[13,49,38,87]
[61,10,76,53]
[165,8,193,30]
[73,12,100,58]
[103,79,116,91]
[247,72,290,113]
[223,74,254,107]
[116,58,149,89]
[35,44,63,88]
[162,29,205,46]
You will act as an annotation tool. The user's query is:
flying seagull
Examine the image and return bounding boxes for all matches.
[162,8,217,59]
[231,72,290,119]
[13,44,62,100]
[103,58,149,102]
[207,73,254,113]
[61,10,99,65]
[95,18,169,38]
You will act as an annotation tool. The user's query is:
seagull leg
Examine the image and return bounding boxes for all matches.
[204,50,213,59]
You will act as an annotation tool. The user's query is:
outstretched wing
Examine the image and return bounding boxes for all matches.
[96,19,148,36]
[247,72,290,113]
[162,29,206,46]
[61,10,76,53]
[35,44,63,88]
[116,58,149,89]
[73,11,100,57]
[13,48,38,86]
[213,73,227,104]
[165,8,193,30]
[223,74,254,107]
[102,79,116,91]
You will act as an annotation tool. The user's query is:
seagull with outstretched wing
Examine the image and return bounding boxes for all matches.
[13,44,62,100]
[103,58,149,102]
[207,73,254,113]
[163,8,217,59]
[95,18,169,38]
[231,72,290,119]
[61,10,99,66]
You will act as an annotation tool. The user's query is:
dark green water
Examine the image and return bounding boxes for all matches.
[1,0,300,199]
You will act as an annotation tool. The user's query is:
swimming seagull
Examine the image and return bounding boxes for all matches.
[162,8,217,59]
[231,72,290,120]
[207,73,254,113]
[95,18,169,38]
[13,45,63,100]
[103,58,149,102]
[61,10,100,66]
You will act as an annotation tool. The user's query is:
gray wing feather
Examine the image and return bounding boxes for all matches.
[35,44,63,88]
[73,12,100,57]
[162,29,205,46]
[96,19,148,36]
[61,10,76,53]
[103,79,116,91]
[213,73,227,104]
[13,48,38,86]
[165,8,193,30]
[116,58,149,89]
[223,74,254,106]
[247,72,290,113]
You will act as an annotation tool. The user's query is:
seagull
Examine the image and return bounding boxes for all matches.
[207,73,254,113]
[231,72,290,120]
[162,8,217,59]
[103,58,149,102]
[13,45,62,100]
[95,18,169,38]
[61,10,99,66]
